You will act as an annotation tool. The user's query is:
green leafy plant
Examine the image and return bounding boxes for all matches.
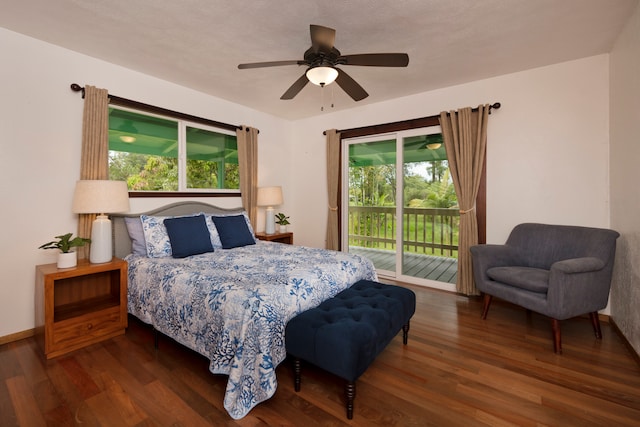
[275,213,290,226]
[39,233,91,253]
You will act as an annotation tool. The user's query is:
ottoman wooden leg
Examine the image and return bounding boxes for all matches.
[402,320,410,345]
[293,358,301,392]
[345,380,356,419]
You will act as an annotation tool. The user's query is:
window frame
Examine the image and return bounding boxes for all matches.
[108,106,241,198]
[336,115,485,245]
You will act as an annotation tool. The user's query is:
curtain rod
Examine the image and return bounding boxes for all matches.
[70,83,246,133]
[324,102,501,137]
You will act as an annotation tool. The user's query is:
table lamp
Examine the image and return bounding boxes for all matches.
[72,180,130,263]
[257,186,283,235]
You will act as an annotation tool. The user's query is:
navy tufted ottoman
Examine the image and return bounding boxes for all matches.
[285,279,416,419]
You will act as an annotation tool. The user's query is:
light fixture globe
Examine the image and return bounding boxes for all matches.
[306,66,339,86]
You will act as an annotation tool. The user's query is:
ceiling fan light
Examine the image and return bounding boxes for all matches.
[119,135,136,143]
[426,142,442,150]
[306,66,338,86]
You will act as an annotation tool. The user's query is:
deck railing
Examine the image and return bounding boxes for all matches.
[348,206,460,257]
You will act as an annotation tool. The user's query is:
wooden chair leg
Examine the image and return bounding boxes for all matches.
[402,321,410,345]
[551,318,562,354]
[481,294,492,319]
[293,358,301,392]
[345,380,356,419]
[590,312,603,339]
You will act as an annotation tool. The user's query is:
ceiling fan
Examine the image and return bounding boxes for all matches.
[238,25,409,102]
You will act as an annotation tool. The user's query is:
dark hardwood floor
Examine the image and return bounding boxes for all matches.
[2,284,640,426]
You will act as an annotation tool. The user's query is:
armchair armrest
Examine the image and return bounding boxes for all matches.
[547,256,610,319]
[551,257,605,274]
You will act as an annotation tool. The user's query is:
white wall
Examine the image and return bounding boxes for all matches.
[610,3,640,354]
[0,28,292,337]
[289,55,611,249]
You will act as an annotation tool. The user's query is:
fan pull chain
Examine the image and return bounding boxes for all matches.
[320,85,325,111]
[331,85,334,109]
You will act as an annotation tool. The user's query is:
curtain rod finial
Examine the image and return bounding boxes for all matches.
[70,83,85,98]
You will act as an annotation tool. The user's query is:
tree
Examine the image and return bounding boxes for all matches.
[109,152,238,191]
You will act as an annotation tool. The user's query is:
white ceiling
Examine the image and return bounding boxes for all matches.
[1,0,637,120]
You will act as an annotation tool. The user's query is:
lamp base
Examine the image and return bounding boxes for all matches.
[90,215,113,263]
[265,207,275,235]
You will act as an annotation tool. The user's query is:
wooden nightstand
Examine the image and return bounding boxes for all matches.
[35,258,128,359]
[255,231,293,245]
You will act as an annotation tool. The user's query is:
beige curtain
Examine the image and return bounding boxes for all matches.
[237,126,259,229]
[439,105,489,295]
[325,129,341,250]
[77,85,110,259]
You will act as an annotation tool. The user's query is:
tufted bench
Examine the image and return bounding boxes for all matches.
[285,279,416,419]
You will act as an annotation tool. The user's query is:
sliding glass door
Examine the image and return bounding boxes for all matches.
[342,128,458,290]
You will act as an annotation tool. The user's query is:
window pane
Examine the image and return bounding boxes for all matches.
[186,126,238,190]
[108,108,179,191]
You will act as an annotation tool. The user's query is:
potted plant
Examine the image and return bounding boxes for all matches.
[39,233,91,268]
[275,213,290,233]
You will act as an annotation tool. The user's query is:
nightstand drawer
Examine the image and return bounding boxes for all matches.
[50,307,124,349]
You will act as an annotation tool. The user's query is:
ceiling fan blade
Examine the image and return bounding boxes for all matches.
[310,24,336,52]
[280,74,310,100]
[340,53,409,67]
[238,60,303,69]
[335,68,368,101]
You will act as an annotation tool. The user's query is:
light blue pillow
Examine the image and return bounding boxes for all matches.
[211,215,257,249]
[124,216,146,256]
[164,215,213,258]
[141,214,175,258]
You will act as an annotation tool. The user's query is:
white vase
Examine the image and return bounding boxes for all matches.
[278,225,287,233]
[57,251,77,269]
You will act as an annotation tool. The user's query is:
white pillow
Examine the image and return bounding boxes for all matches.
[140,215,174,258]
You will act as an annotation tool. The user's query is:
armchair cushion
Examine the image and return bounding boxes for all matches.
[487,266,549,293]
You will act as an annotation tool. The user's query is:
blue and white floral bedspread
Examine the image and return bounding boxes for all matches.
[125,241,377,419]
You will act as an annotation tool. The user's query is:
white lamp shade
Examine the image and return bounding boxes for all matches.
[72,180,129,264]
[306,66,339,86]
[257,186,283,207]
[72,180,130,214]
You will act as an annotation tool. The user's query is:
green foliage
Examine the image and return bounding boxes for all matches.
[348,158,460,258]
[423,169,457,208]
[109,152,239,191]
[39,233,91,253]
[275,213,290,225]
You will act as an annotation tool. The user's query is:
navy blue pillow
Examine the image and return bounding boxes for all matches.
[211,215,256,249]
[163,214,214,258]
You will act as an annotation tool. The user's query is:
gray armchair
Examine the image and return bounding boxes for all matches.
[470,223,619,354]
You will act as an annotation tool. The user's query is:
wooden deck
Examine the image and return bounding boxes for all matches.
[349,247,458,284]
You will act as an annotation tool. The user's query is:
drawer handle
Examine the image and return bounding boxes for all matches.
[87,323,93,330]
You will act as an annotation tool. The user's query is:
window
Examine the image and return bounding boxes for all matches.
[108,108,239,193]
[343,128,460,290]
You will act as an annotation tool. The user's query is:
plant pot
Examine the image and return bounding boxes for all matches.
[278,225,287,233]
[57,251,77,269]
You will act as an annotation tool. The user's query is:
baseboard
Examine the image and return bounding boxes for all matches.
[609,318,640,367]
[0,328,35,346]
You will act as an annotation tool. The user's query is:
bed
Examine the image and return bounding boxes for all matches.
[112,202,377,419]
